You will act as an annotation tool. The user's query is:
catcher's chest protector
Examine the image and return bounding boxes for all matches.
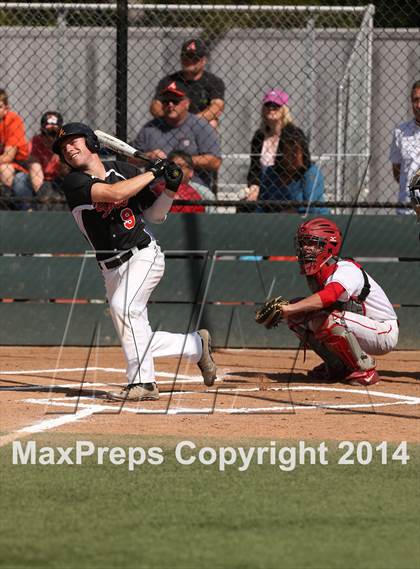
[309,258,371,313]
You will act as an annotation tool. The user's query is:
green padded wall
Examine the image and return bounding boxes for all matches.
[1,212,419,256]
[0,212,419,347]
[0,304,417,349]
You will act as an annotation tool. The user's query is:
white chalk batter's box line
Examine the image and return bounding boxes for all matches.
[2,366,419,413]
[20,384,420,414]
[0,366,418,447]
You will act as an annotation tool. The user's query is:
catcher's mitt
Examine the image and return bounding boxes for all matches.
[255,296,289,329]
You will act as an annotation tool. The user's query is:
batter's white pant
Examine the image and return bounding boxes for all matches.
[308,310,399,356]
[102,241,202,385]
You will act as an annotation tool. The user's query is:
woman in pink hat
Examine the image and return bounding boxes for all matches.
[245,89,293,201]
[244,89,327,214]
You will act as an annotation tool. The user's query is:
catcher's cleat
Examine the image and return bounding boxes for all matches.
[308,362,349,382]
[197,329,217,387]
[345,368,379,386]
[107,382,159,401]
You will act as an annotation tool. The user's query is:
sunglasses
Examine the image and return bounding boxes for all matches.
[162,98,183,106]
[263,102,282,110]
[181,54,202,63]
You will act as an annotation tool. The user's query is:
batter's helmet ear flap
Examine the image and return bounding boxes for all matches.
[84,132,100,154]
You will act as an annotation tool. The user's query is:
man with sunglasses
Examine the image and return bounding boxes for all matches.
[134,81,221,200]
[150,38,225,129]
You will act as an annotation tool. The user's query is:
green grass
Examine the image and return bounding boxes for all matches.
[0,436,419,569]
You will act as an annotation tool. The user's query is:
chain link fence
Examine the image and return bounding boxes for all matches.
[0,1,418,214]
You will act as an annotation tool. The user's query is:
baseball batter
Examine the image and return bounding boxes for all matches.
[53,122,217,401]
[272,218,398,385]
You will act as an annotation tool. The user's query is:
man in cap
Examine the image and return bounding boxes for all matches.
[134,81,222,199]
[150,38,225,129]
[27,111,68,209]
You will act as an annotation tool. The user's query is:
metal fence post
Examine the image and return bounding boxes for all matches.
[116,0,128,141]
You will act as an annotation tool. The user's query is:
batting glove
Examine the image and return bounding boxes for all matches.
[148,159,169,179]
[164,163,183,192]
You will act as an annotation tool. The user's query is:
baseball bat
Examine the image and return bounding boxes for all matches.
[94,130,154,165]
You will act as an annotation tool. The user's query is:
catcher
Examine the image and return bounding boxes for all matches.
[256,218,399,386]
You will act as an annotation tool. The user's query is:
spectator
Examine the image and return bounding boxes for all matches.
[133,81,222,200]
[0,88,30,209]
[246,123,328,214]
[27,111,68,210]
[245,89,294,202]
[150,38,225,129]
[390,80,420,210]
[152,150,205,213]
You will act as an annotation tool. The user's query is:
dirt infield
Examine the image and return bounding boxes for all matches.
[0,347,419,445]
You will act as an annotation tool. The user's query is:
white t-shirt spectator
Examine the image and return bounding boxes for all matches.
[390,118,420,203]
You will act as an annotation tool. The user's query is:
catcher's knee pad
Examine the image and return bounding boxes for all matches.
[314,320,375,372]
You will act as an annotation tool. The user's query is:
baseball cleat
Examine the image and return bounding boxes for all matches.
[197,329,217,387]
[345,368,380,386]
[308,362,349,382]
[107,382,159,401]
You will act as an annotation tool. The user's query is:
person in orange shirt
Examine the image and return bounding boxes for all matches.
[0,89,30,208]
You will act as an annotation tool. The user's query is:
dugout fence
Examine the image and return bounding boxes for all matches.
[0,2,418,213]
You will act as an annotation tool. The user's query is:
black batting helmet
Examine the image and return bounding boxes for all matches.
[52,122,100,155]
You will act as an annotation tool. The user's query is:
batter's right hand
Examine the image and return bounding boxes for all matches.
[148,159,169,179]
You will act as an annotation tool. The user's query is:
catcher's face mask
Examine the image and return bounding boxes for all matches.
[295,235,332,275]
[295,218,342,276]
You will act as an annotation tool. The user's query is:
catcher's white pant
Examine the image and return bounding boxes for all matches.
[102,240,202,385]
[308,310,399,356]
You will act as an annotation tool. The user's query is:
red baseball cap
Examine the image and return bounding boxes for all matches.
[181,38,208,59]
[160,81,189,100]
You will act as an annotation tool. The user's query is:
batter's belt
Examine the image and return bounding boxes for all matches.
[98,243,150,271]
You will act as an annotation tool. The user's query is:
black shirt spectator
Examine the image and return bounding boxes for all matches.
[154,70,225,116]
[150,38,225,129]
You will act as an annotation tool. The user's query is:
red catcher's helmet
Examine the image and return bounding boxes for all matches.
[295,217,342,275]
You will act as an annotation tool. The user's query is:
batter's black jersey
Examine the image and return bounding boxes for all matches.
[62,160,157,261]
[154,71,225,114]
